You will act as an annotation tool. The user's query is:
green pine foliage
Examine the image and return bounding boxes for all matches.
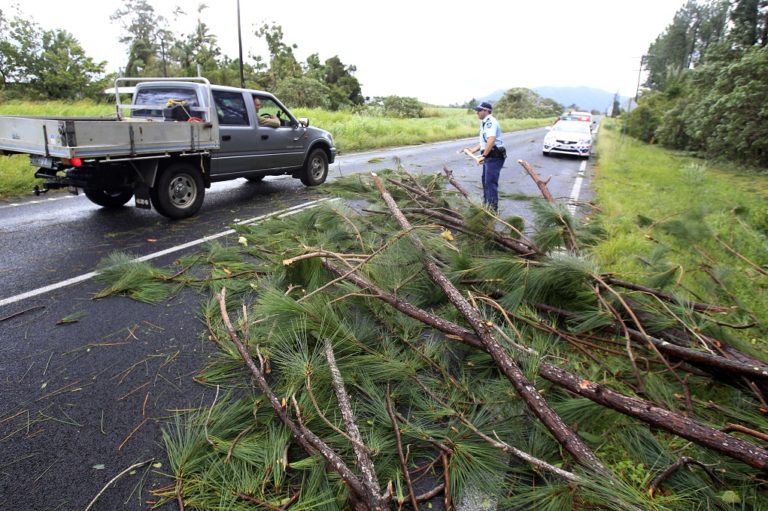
[91,166,768,509]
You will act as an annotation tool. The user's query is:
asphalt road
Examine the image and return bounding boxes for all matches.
[0,126,594,510]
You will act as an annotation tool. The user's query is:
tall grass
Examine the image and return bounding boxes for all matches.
[292,107,550,152]
[0,101,550,199]
[593,120,768,352]
[0,100,114,117]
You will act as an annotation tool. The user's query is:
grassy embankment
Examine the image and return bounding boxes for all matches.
[0,101,550,199]
[594,120,768,354]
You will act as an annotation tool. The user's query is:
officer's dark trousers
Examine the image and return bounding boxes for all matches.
[482,157,505,212]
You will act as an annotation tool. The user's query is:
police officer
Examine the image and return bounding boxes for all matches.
[464,101,506,212]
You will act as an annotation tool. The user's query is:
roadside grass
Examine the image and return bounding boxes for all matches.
[0,102,549,200]
[0,100,114,117]
[593,120,768,354]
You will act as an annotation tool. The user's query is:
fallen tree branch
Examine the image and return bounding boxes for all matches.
[84,459,154,511]
[318,262,768,470]
[603,276,732,314]
[647,457,722,498]
[371,172,610,476]
[517,159,578,251]
[216,288,374,506]
[324,338,387,508]
[442,165,470,198]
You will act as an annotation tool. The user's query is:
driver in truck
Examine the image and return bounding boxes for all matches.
[253,96,280,128]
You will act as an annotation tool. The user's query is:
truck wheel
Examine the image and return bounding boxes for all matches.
[151,163,205,219]
[84,189,134,208]
[300,149,328,186]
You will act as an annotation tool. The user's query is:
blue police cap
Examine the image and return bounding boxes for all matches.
[473,101,493,112]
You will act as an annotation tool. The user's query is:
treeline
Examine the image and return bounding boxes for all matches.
[0,0,427,116]
[626,0,768,167]
[464,89,564,119]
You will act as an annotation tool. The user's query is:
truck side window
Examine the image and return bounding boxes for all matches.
[213,91,249,126]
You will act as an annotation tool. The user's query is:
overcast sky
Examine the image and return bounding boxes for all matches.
[1,0,686,104]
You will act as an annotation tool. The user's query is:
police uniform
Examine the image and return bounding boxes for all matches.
[478,110,506,211]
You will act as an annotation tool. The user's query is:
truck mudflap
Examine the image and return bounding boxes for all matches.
[134,182,151,209]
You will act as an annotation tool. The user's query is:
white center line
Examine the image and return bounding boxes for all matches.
[0,197,336,308]
[567,160,587,216]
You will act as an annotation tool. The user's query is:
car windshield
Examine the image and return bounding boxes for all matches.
[553,122,591,134]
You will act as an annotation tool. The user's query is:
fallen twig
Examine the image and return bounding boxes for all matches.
[0,305,45,322]
[647,457,722,498]
[386,384,420,510]
[84,459,154,511]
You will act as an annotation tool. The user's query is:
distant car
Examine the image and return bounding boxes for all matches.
[560,111,592,124]
[542,120,592,158]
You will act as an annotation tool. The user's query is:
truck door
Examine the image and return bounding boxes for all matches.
[251,96,306,171]
[210,90,258,176]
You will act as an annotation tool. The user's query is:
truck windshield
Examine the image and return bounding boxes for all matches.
[132,88,201,119]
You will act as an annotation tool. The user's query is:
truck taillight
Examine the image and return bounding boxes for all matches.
[63,157,83,167]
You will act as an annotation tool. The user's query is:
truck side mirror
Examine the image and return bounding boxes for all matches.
[298,117,310,128]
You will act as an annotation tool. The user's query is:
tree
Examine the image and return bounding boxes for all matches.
[729,0,768,47]
[254,22,301,90]
[0,7,104,99]
[611,92,622,117]
[646,0,730,90]
[36,30,106,99]
[111,0,169,76]
[172,4,221,77]
[494,88,563,118]
[369,95,423,118]
[273,76,332,109]
[322,56,364,108]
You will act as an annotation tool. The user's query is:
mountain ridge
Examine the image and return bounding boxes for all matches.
[479,86,630,113]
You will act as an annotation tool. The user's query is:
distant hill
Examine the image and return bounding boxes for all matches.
[479,87,630,113]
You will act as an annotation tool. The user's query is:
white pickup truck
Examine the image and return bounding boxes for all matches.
[0,77,336,218]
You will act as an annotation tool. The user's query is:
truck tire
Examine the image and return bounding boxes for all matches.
[151,163,205,219]
[300,149,328,186]
[84,189,134,208]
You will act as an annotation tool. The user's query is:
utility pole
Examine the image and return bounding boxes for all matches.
[635,54,648,103]
[237,0,245,88]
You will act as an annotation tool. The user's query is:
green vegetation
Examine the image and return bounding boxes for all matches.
[626,0,768,167]
[595,119,768,346]
[493,87,563,119]
[91,138,768,508]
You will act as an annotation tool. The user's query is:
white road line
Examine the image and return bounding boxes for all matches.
[0,197,336,308]
[0,194,76,210]
[567,160,587,216]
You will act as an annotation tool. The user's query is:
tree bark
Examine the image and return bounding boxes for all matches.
[537,364,768,470]
[324,338,387,508]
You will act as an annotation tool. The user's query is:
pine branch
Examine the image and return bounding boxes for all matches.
[442,164,470,198]
[603,276,732,314]
[323,338,387,507]
[371,172,611,476]
[647,457,723,498]
[216,288,372,505]
[320,262,768,470]
[517,159,578,251]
